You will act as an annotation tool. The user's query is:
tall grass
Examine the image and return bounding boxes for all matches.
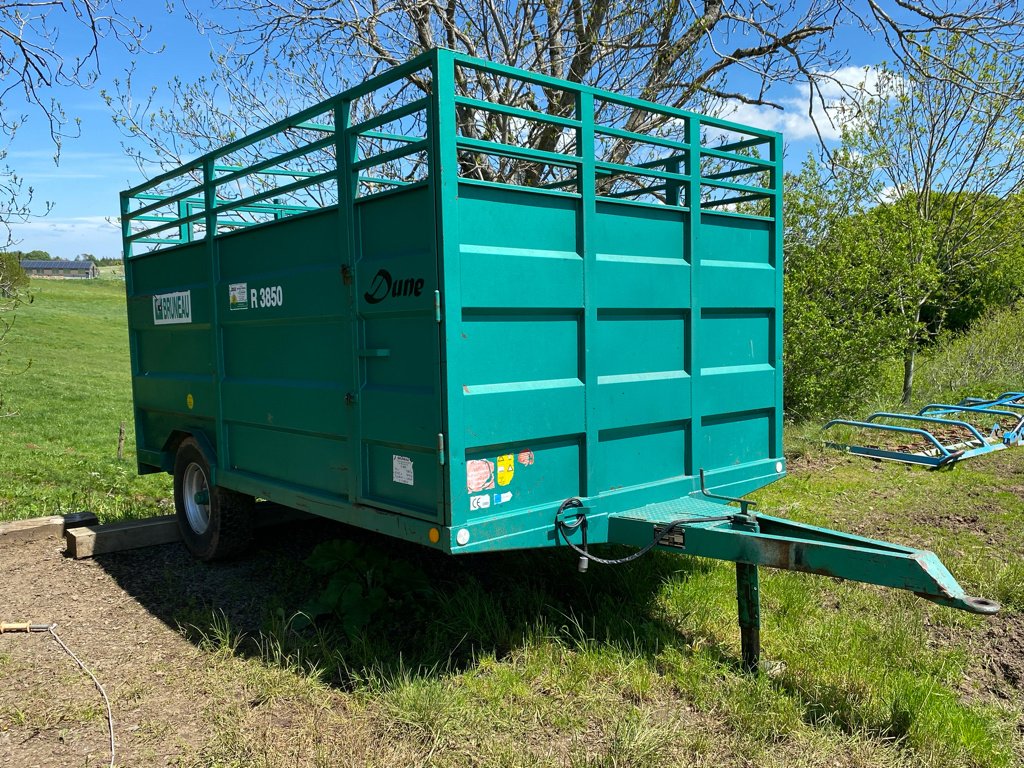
[915,305,1024,405]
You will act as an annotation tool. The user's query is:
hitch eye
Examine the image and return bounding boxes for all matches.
[193,489,210,505]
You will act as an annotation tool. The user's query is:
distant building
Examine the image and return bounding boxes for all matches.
[20,259,98,279]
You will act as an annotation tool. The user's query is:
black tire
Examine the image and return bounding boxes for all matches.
[172,437,254,561]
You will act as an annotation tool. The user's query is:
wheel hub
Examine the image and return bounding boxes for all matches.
[182,462,211,535]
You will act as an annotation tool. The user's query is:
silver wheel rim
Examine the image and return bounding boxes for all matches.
[182,462,211,535]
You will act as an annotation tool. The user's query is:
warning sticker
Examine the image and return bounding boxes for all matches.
[467,459,495,493]
[517,450,535,466]
[229,282,249,311]
[392,455,414,486]
[497,454,515,486]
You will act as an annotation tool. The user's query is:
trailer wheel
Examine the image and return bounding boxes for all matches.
[173,438,254,561]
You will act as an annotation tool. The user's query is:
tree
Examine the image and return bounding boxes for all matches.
[840,34,1024,403]
[0,1,149,244]
[783,151,904,418]
[110,2,1024,178]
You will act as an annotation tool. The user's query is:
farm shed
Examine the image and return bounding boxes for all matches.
[21,259,98,279]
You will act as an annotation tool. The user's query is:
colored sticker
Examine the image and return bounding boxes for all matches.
[392,455,414,486]
[517,450,535,466]
[469,494,491,510]
[466,459,495,492]
[152,291,192,325]
[229,282,249,310]
[492,491,513,506]
[496,454,515,486]
[186,393,194,410]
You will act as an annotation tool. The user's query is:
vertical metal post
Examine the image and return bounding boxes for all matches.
[685,115,702,480]
[432,49,459,526]
[577,90,597,499]
[736,561,761,673]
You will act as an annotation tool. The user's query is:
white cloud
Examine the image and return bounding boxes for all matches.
[719,65,882,143]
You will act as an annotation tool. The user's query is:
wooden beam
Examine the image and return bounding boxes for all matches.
[0,512,99,546]
[65,515,179,559]
[63,503,314,559]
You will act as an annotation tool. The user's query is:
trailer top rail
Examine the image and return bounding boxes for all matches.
[121,48,780,258]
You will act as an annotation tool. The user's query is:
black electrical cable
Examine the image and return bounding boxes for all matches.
[554,497,736,567]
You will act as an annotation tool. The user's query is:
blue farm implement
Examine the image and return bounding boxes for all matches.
[823,392,1024,468]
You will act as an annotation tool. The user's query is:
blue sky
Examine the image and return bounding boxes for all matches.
[5,4,883,259]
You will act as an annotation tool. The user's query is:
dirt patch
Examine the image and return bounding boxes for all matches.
[932,613,1024,708]
[0,520,345,767]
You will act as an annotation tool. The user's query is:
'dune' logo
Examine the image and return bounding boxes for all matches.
[363,268,425,304]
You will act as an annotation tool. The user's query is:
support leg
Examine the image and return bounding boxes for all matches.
[736,561,761,673]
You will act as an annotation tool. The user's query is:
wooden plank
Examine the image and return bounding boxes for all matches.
[65,515,180,559]
[63,503,315,558]
[0,516,65,545]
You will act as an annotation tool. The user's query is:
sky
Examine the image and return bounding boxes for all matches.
[4,3,887,260]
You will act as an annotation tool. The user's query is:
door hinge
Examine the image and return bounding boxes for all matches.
[438,433,446,465]
[434,290,442,323]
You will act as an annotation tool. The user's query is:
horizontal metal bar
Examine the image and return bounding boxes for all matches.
[918,403,1019,419]
[594,159,687,183]
[607,183,669,199]
[457,136,581,168]
[348,97,430,137]
[595,124,689,154]
[456,176,581,200]
[127,207,210,243]
[865,412,988,444]
[454,94,581,129]
[822,419,949,455]
[214,164,321,178]
[294,121,334,132]
[214,170,337,215]
[713,136,770,153]
[352,139,430,172]
[701,194,768,209]
[129,183,206,219]
[702,164,769,182]
[701,146,773,168]
[359,129,422,144]
[214,135,336,189]
[700,177,776,196]
[135,237,188,245]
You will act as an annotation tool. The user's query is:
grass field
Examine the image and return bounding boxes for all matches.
[1,277,1022,766]
[0,272,171,521]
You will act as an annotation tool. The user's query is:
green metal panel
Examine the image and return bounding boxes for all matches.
[122,47,785,554]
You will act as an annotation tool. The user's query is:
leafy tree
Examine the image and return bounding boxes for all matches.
[841,34,1024,403]
[783,152,904,418]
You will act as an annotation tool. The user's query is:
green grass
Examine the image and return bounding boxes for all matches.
[2,278,1023,766]
[0,277,171,521]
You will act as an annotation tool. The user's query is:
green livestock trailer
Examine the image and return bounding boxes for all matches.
[121,48,997,670]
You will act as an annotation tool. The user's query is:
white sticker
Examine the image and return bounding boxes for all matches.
[392,455,414,486]
[469,494,491,510]
[229,283,249,310]
[153,291,192,325]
